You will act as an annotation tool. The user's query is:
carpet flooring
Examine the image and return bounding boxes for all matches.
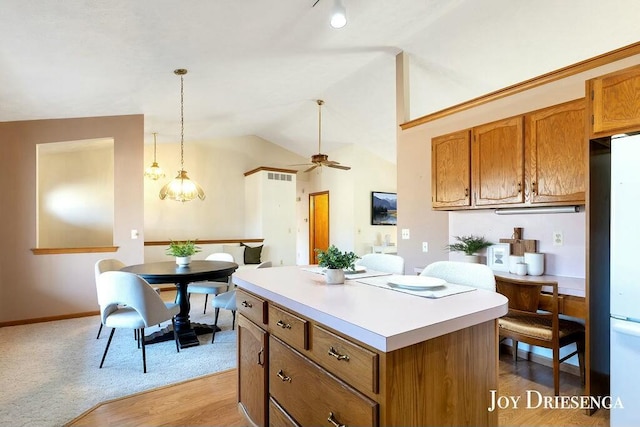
[0,294,237,427]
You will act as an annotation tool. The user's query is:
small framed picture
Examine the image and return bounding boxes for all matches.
[487,243,510,272]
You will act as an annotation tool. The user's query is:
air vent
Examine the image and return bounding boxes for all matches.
[267,173,293,182]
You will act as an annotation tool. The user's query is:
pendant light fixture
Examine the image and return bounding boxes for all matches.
[330,0,347,28]
[159,69,205,202]
[144,132,165,180]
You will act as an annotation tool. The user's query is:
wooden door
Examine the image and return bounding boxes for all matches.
[309,191,329,264]
[431,129,471,208]
[527,98,586,204]
[238,315,268,427]
[472,116,524,206]
[590,63,640,137]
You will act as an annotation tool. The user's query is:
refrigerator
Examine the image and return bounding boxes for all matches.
[610,133,640,426]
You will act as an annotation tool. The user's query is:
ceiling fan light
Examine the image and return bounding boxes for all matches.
[330,0,347,28]
[159,170,205,202]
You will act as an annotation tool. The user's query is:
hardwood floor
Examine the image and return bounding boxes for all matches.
[68,354,609,426]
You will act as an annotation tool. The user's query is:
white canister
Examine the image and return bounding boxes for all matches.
[509,255,525,274]
[516,263,528,276]
[524,252,544,276]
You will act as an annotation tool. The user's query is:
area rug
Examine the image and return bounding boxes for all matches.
[0,294,237,427]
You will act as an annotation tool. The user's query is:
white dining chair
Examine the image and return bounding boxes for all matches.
[187,252,235,314]
[355,253,405,275]
[420,261,496,291]
[97,271,180,373]
[210,261,272,343]
[94,259,126,339]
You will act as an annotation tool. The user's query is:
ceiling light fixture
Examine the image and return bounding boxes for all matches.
[159,69,205,202]
[312,0,347,29]
[330,0,347,28]
[144,132,166,181]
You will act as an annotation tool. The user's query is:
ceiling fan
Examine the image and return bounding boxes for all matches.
[293,99,351,173]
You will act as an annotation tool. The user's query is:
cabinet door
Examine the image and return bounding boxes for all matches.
[238,315,268,427]
[527,99,586,204]
[431,129,471,208]
[472,116,524,206]
[590,64,640,137]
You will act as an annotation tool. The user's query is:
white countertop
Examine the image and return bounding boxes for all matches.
[493,272,585,298]
[233,266,508,353]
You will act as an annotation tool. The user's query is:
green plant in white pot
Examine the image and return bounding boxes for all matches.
[445,235,493,263]
[315,245,359,284]
[166,240,201,266]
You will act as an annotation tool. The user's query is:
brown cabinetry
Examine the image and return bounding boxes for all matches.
[589,64,640,138]
[431,130,471,208]
[472,116,525,206]
[526,98,586,204]
[237,315,268,427]
[431,99,586,210]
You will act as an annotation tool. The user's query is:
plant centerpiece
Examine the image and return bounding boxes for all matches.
[315,245,359,284]
[166,240,201,266]
[445,234,493,263]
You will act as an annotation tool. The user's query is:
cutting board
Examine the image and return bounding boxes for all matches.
[500,238,537,256]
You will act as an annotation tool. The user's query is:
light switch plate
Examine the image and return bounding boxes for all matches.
[422,242,429,252]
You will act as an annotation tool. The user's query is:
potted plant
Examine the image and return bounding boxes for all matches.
[315,245,359,284]
[445,234,493,263]
[166,240,201,266]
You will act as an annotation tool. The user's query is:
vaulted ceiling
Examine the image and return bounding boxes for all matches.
[2,0,639,164]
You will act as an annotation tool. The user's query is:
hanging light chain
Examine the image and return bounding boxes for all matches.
[179,72,185,171]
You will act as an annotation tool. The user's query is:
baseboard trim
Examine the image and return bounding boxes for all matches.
[0,311,99,328]
[499,342,581,377]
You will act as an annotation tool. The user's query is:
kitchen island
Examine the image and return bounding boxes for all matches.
[233,265,508,427]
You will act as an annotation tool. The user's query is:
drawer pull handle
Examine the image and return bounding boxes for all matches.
[241,301,253,308]
[276,320,292,329]
[276,370,292,383]
[328,346,350,361]
[327,412,346,427]
[257,348,264,366]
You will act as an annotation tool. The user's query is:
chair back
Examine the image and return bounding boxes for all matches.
[420,261,496,291]
[355,253,405,274]
[206,252,234,262]
[95,259,126,305]
[496,280,544,313]
[97,271,171,327]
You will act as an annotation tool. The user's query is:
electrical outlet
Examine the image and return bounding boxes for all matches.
[422,242,429,252]
[553,231,563,246]
[401,229,410,240]
[130,229,139,239]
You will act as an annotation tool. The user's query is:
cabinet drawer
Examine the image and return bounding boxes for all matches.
[237,289,267,325]
[269,304,309,350]
[269,397,300,427]
[311,324,379,394]
[269,336,378,427]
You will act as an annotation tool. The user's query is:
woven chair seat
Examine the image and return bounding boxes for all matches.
[499,311,585,341]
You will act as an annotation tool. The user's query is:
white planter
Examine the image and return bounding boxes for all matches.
[325,268,345,285]
[463,255,480,263]
[176,256,191,267]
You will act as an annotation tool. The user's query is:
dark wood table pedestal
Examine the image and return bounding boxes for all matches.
[121,260,238,349]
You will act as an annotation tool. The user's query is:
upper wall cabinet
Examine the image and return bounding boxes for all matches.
[431,130,471,208]
[527,98,586,204]
[431,99,586,210]
[472,116,524,206]
[589,64,640,138]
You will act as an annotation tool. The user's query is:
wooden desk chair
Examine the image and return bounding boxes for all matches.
[496,279,585,395]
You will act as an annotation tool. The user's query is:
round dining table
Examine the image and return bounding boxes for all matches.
[121,260,237,348]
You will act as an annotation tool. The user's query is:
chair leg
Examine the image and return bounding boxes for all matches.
[96,323,103,339]
[577,336,586,386]
[553,345,560,396]
[203,294,208,314]
[512,340,518,363]
[172,318,180,353]
[99,328,116,368]
[212,308,220,343]
[231,310,236,330]
[141,327,147,373]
